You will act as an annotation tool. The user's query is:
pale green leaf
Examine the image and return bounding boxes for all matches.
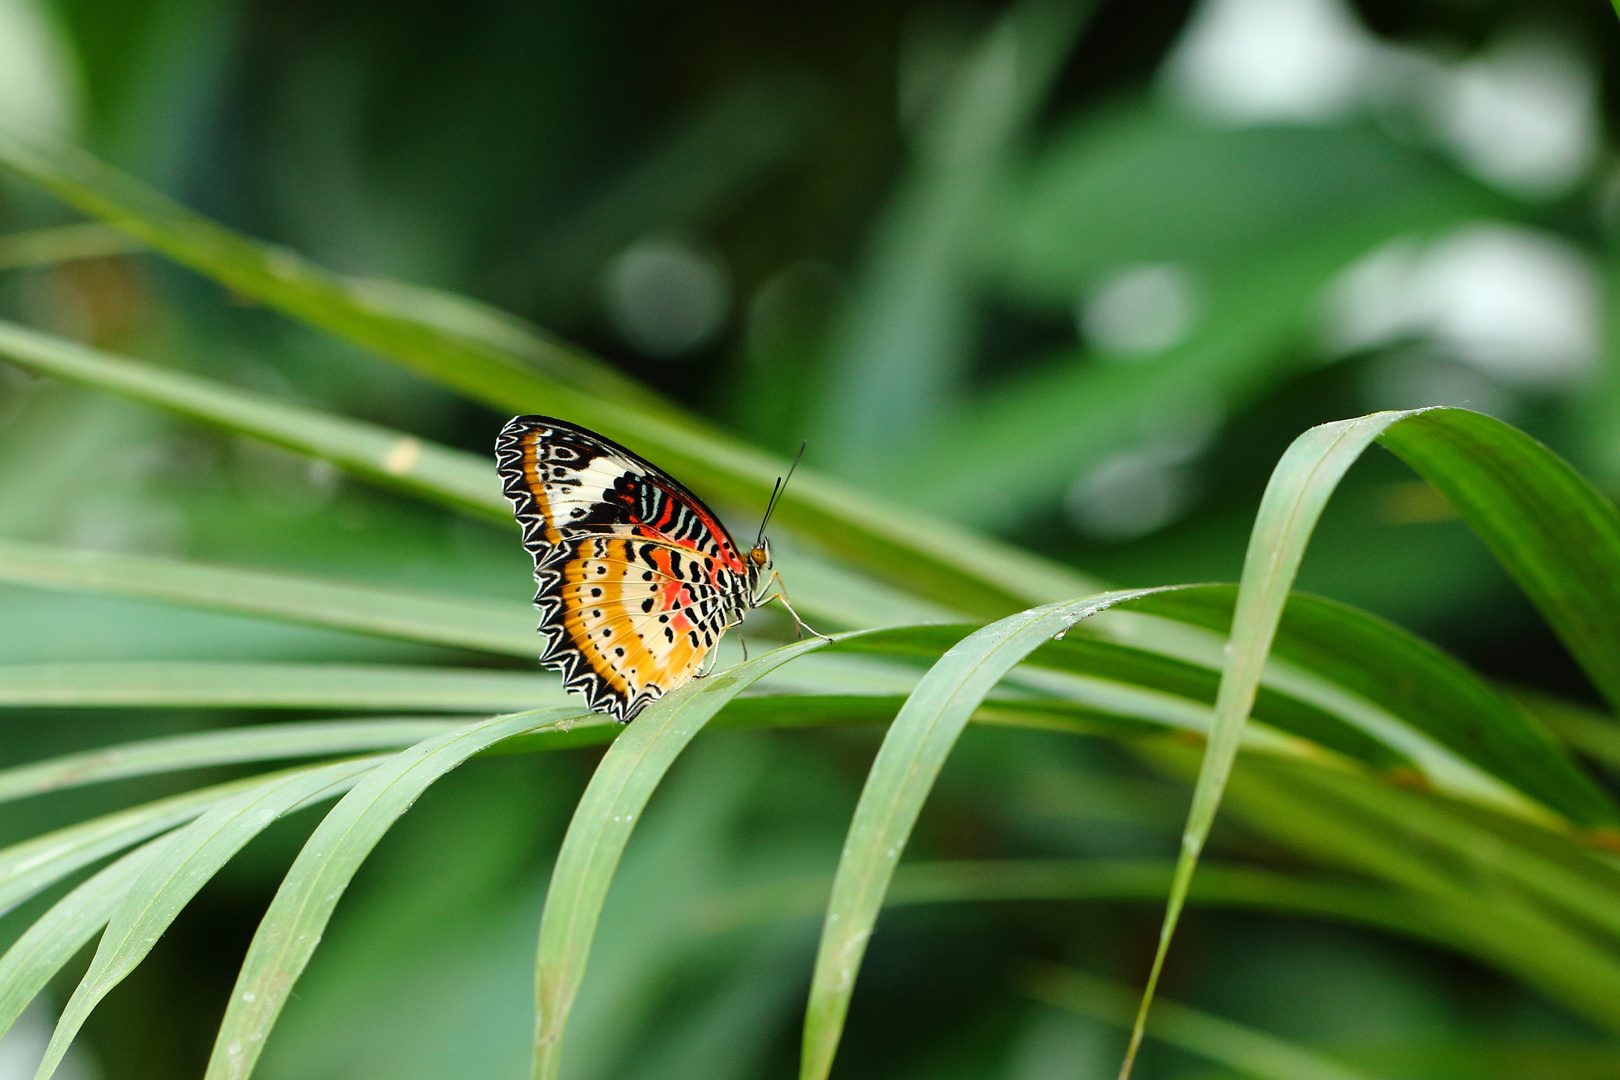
[798,589,1157,1080]
[0,720,456,803]
[0,126,1097,617]
[531,636,832,1080]
[0,773,289,918]
[0,318,504,520]
[0,539,538,656]
[203,707,580,1080]
[0,662,563,712]
[36,756,385,1080]
[1025,963,1386,1080]
[0,835,176,1045]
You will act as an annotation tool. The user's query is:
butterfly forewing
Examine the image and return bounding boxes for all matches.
[496,415,756,721]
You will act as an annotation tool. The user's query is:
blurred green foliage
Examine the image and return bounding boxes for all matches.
[2,0,1620,1077]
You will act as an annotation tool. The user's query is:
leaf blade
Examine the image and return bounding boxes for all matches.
[0,539,539,656]
[201,707,580,1080]
[0,318,505,520]
[1025,963,1387,1080]
[0,771,305,920]
[35,756,386,1080]
[530,636,832,1080]
[0,662,564,712]
[1123,406,1620,1077]
[0,718,456,804]
[0,836,177,1044]
[1378,409,1620,716]
[0,127,1097,617]
[798,589,1159,1080]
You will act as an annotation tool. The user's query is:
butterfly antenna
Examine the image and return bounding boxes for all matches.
[756,440,806,546]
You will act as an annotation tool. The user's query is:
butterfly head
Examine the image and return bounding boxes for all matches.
[747,536,772,589]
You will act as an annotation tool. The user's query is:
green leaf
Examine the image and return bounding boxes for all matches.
[0,835,177,1045]
[1514,689,1620,771]
[1130,586,1613,826]
[893,186,1487,525]
[531,636,832,1080]
[814,0,1094,474]
[0,719,454,805]
[1377,409,1620,718]
[1016,630,1407,769]
[798,589,1156,1080]
[0,129,660,417]
[35,756,385,1080]
[202,707,580,1080]
[0,126,1096,618]
[0,662,564,711]
[1117,412,1412,1077]
[699,857,1456,953]
[0,539,539,656]
[1208,749,1620,1034]
[1251,756,1620,961]
[1023,963,1387,1080]
[1123,406,1620,1078]
[0,772,300,918]
[0,317,506,520]
[0,223,143,270]
[0,320,971,632]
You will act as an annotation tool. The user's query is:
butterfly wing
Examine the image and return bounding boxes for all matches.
[495,415,753,720]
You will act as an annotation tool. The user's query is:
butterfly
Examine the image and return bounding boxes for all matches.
[495,415,817,722]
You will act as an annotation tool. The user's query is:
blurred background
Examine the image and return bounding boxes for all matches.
[2,0,1620,1076]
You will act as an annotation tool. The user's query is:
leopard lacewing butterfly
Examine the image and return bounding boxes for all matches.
[495,415,809,721]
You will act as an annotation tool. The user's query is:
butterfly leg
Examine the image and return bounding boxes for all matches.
[758,571,832,641]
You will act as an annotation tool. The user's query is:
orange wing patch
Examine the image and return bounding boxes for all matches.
[554,536,721,713]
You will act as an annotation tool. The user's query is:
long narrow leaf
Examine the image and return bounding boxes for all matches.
[0,540,538,656]
[0,662,563,712]
[1118,411,1419,1077]
[0,130,656,415]
[0,772,289,918]
[1127,586,1614,825]
[1516,689,1620,770]
[0,223,142,269]
[0,720,455,803]
[202,707,580,1080]
[1024,964,1386,1080]
[1207,748,1620,1032]
[0,318,504,520]
[698,858,1456,952]
[529,636,832,1080]
[1125,406,1620,1076]
[0,127,1096,617]
[1256,755,1620,951]
[0,835,177,1044]
[11,296,1532,786]
[0,317,955,632]
[799,589,1157,1080]
[36,756,385,1080]
[1378,409,1620,716]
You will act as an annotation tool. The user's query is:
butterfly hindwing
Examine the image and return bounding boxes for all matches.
[495,415,755,721]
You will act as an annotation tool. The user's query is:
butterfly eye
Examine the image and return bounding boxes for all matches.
[749,546,768,566]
